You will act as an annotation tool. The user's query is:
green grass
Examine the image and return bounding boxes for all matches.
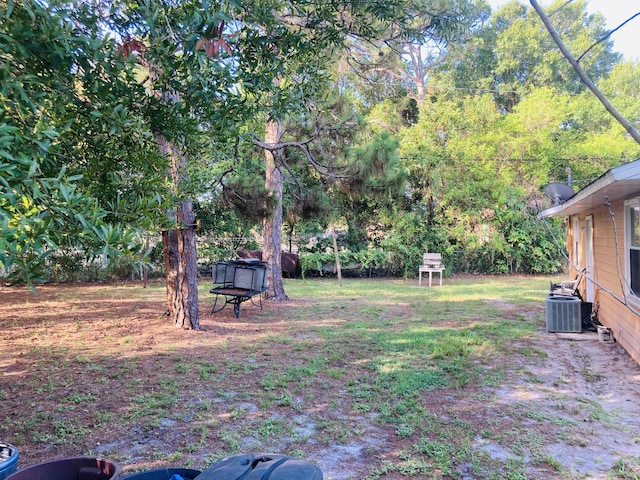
[3,275,632,479]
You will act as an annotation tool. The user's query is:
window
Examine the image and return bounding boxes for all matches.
[626,199,640,297]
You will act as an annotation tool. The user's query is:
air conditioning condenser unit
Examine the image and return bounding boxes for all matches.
[545,296,582,333]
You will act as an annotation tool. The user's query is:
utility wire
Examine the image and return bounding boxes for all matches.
[605,195,629,305]
[539,193,640,320]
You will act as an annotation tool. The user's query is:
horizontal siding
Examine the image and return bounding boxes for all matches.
[599,296,640,365]
[572,199,640,365]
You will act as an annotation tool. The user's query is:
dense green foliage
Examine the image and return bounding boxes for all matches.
[307,0,640,276]
[3,0,640,283]
[0,0,164,285]
[1,0,446,283]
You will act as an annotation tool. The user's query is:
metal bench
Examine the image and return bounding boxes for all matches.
[418,253,445,287]
[210,259,268,318]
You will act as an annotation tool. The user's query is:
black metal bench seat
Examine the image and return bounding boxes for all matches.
[210,260,268,318]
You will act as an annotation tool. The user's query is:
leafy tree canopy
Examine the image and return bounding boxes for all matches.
[0,0,164,285]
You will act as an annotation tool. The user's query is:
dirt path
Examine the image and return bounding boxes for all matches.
[495,330,640,478]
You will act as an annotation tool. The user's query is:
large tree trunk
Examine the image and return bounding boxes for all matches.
[162,200,200,329]
[163,229,179,314]
[138,47,200,329]
[263,120,288,301]
[158,134,200,329]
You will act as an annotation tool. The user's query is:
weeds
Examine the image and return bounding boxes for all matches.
[610,458,640,479]
[1,276,633,480]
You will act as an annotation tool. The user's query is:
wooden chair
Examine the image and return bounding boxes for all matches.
[419,253,445,287]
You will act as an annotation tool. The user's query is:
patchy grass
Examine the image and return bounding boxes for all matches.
[1,276,639,479]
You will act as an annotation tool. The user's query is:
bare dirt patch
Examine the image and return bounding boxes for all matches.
[486,320,640,478]
[1,279,640,480]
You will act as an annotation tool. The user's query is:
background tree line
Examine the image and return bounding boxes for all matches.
[3,0,640,327]
[196,0,640,277]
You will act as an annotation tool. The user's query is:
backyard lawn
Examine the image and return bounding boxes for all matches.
[1,276,640,480]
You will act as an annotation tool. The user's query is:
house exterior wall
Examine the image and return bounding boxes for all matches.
[568,198,640,365]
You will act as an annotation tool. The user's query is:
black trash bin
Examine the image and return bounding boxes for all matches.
[196,453,322,480]
[6,456,119,480]
[0,443,19,480]
[121,468,201,480]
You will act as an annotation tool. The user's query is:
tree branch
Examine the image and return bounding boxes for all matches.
[253,138,314,150]
[530,0,640,145]
[252,138,349,178]
[275,152,305,199]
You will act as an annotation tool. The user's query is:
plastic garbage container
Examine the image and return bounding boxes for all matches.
[6,456,119,480]
[196,453,322,480]
[0,443,18,480]
[121,468,201,480]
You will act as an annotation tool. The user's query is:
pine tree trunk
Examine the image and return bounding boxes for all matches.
[143,52,200,329]
[163,229,179,315]
[263,120,288,301]
[158,133,200,330]
[162,201,200,329]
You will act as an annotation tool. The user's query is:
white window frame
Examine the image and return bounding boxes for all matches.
[624,197,640,303]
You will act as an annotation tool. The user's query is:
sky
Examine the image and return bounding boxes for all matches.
[486,0,640,60]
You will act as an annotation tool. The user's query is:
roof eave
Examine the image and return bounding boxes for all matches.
[540,160,640,218]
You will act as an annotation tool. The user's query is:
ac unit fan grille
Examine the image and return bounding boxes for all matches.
[546,297,582,333]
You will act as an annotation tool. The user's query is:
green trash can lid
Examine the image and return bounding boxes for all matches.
[196,453,322,480]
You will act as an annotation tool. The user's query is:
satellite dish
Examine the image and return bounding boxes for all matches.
[545,183,575,206]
